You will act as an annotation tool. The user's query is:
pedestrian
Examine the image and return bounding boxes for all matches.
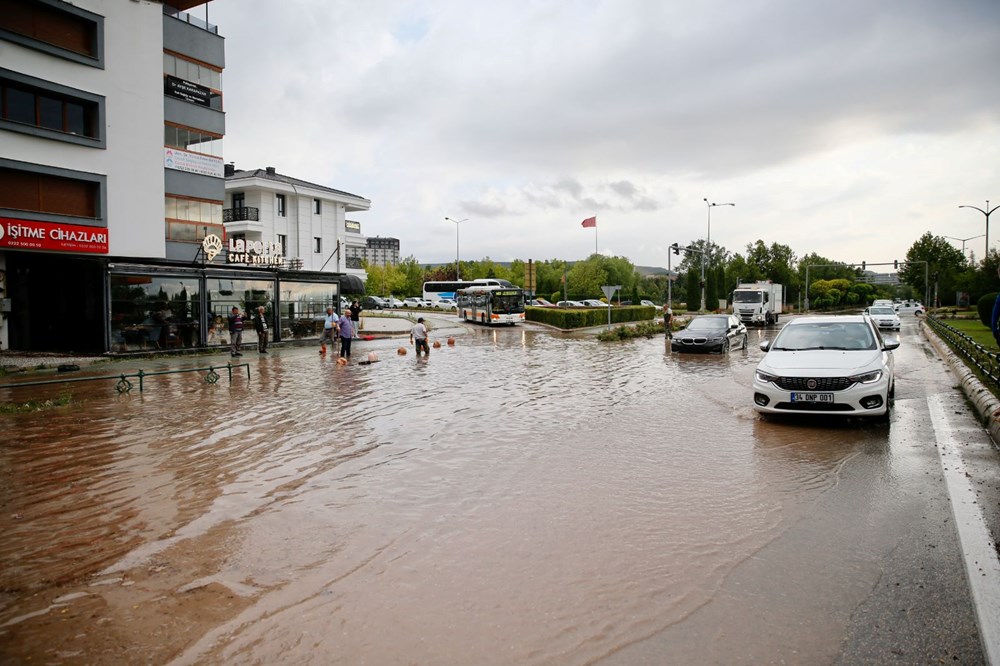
[410,317,430,356]
[227,306,244,357]
[350,299,362,338]
[664,306,673,339]
[253,305,269,354]
[319,306,337,354]
[338,309,355,359]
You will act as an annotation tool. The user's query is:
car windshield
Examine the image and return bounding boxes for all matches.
[733,291,762,303]
[870,307,895,315]
[771,322,876,351]
[686,317,727,332]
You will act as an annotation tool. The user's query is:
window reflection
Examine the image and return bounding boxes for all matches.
[207,278,274,347]
[279,281,339,339]
[110,275,200,352]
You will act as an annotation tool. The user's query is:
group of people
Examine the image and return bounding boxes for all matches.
[227,305,270,357]
[320,300,363,359]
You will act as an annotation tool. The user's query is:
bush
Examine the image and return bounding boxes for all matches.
[526,305,656,329]
[977,292,998,328]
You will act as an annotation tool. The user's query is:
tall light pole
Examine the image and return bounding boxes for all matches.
[702,198,735,311]
[959,200,999,260]
[943,234,984,263]
[444,217,468,280]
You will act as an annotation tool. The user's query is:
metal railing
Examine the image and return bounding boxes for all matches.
[0,363,250,394]
[223,207,260,223]
[926,315,1000,390]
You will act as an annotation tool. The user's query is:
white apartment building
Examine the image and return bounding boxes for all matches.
[223,165,370,293]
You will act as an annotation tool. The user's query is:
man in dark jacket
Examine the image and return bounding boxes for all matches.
[350,299,362,338]
[253,305,269,353]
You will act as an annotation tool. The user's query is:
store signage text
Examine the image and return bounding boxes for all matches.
[345,220,361,233]
[164,75,211,107]
[165,147,224,178]
[226,238,284,266]
[0,217,109,254]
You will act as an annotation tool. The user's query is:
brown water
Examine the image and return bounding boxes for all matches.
[0,322,894,664]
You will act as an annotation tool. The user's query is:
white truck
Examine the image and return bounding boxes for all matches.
[732,281,783,326]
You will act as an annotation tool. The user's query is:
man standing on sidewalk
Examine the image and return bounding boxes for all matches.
[228,306,244,357]
[253,305,269,354]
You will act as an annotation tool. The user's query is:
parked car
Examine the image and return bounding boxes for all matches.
[556,300,585,307]
[752,315,899,421]
[865,306,901,330]
[872,299,895,309]
[384,296,404,308]
[402,297,430,308]
[640,300,659,309]
[581,299,608,307]
[362,296,386,310]
[896,301,925,316]
[671,314,747,353]
[529,298,556,307]
[434,298,458,311]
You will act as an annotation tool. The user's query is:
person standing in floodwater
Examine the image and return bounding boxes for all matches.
[664,306,673,339]
[337,309,355,359]
[228,306,244,357]
[320,307,337,354]
[411,317,430,356]
[253,305,269,354]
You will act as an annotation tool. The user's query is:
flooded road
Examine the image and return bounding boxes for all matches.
[1,316,994,664]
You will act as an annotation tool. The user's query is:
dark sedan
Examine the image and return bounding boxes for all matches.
[671,314,748,353]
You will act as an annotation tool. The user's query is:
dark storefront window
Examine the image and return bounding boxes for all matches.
[110,275,200,352]
[206,277,274,348]
[279,280,339,340]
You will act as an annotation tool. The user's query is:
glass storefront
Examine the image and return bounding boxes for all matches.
[205,277,274,348]
[110,274,201,352]
[279,280,340,340]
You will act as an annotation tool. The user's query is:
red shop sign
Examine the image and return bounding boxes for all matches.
[0,217,109,254]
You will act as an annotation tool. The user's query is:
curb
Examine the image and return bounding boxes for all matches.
[921,319,1000,450]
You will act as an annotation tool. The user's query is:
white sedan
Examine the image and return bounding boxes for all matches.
[752,315,899,421]
[434,298,458,311]
[866,306,901,331]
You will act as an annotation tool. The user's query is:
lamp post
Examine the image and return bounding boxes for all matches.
[943,234,984,263]
[702,198,734,311]
[444,217,468,280]
[958,200,999,260]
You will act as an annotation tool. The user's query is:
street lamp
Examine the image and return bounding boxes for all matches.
[942,234,984,262]
[958,200,999,260]
[702,198,734,311]
[444,217,468,280]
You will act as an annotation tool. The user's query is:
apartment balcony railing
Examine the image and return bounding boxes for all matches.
[223,207,259,223]
[346,257,364,270]
[163,6,219,34]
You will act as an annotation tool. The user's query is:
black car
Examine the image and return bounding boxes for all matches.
[671,314,748,353]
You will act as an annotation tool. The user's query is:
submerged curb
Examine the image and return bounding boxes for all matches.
[921,319,1000,451]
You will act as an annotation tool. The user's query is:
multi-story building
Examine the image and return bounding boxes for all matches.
[360,236,401,267]
[0,0,362,354]
[223,165,369,290]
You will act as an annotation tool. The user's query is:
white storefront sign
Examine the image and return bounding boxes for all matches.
[164,147,224,178]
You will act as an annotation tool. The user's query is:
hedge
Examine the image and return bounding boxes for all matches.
[526,305,657,329]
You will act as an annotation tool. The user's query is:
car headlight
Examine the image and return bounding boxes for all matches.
[849,370,882,384]
[755,369,779,384]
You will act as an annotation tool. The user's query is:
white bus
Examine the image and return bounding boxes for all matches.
[455,285,526,325]
[422,278,514,303]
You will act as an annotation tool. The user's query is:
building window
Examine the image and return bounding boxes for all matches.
[0,0,104,68]
[232,192,245,209]
[0,164,102,219]
[314,237,322,253]
[165,123,223,157]
[314,199,321,215]
[165,195,223,242]
[163,51,222,91]
[0,69,105,147]
[276,194,286,217]
[277,234,287,250]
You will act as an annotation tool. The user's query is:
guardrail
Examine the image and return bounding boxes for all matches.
[925,315,1000,390]
[0,363,251,394]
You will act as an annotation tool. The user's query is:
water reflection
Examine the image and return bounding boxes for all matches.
[0,321,889,664]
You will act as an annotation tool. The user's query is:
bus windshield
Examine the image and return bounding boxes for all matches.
[491,290,525,314]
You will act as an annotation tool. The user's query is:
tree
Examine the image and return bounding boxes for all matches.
[901,233,966,306]
[363,261,410,297]
[685,267,701,311]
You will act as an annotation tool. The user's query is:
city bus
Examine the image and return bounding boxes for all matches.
[422,278,513,303]
[455,285,526,325]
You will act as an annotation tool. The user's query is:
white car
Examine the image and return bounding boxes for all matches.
[556,300,585,307]
[581,299,608,307]
[752,315,899,421]
[896,301,925,316]
[434,298,458,311]
[866,306,901,331]
[402,297,429,308]
[640,300,659,309]
[384,297,404,308]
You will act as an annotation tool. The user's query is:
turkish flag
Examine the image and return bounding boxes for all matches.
[581,216,596,228]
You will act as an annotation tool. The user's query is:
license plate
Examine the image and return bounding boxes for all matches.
[791,392,834,403]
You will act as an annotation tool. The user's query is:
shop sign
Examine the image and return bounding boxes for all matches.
[203,234,284,266]
[165,147,224,178]
[0,217,108,254]
[346,220,361,233]
[164,75,211,107]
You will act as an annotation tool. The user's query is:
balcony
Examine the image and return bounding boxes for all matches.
[223,207,259,223]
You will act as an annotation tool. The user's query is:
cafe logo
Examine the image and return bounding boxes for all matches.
[202,234,223,261]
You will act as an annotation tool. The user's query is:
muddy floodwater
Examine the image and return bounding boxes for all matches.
[0,319,977,664]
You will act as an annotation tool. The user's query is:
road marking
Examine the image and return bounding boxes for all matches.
[928,394,1000,665]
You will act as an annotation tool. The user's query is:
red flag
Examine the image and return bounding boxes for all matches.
[581,216,596,228]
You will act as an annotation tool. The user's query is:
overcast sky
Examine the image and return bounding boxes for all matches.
[206,0,1000,269]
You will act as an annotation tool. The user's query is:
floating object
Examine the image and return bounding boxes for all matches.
[319,345,327,355]
[433,340,442,348]
[359,359,380,365]
[336,357,348,366]
[447,337,455,346]
[397,347,407,355]
[367,351,379,363]
[362,335,375,341]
